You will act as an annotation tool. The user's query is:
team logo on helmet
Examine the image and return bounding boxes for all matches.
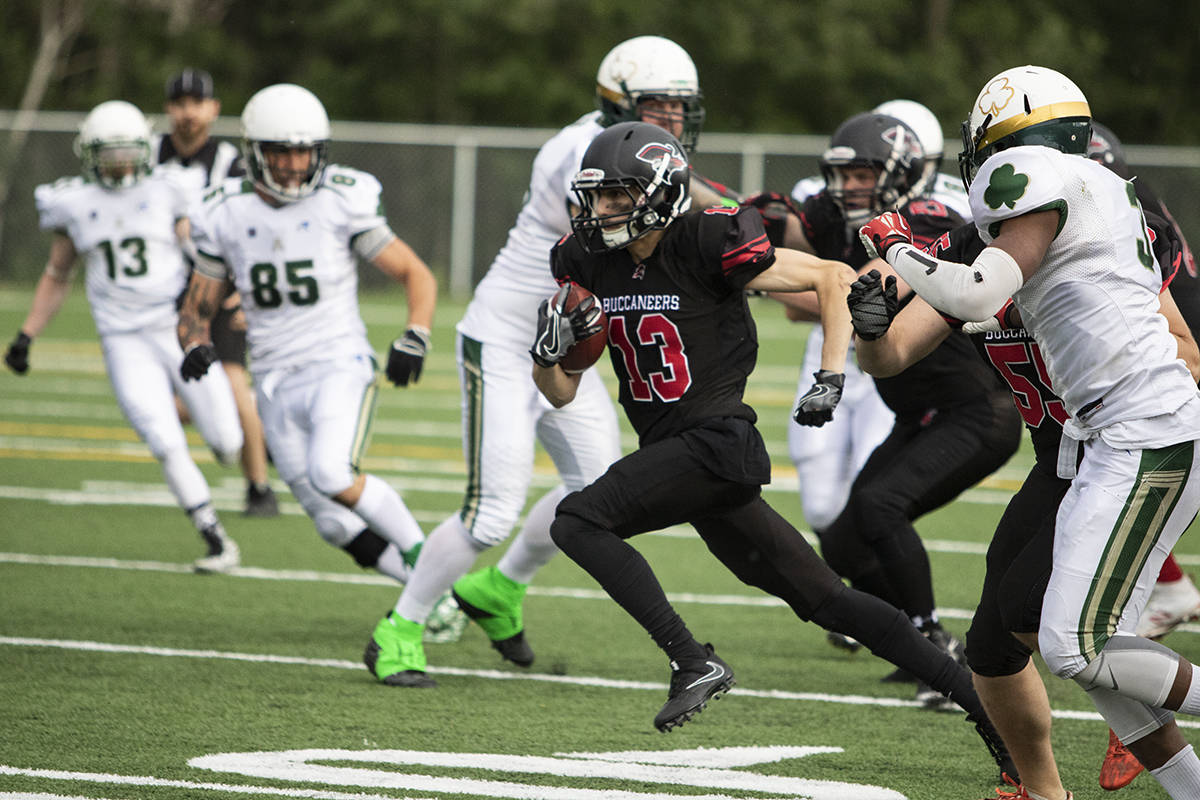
[881,124,922,167]
[635,142,687,177]
[977,78,1016,118]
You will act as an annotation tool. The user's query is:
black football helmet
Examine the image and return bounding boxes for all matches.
[819,112,925,229]
[570,121,692,253]
[1087,120,1129,175]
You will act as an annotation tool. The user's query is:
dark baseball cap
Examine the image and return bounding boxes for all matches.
[165,69,215,101]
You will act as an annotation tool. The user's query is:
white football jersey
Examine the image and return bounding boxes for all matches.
[190,165,385,374]
[35,171,191,336]
[458,111,605,351]
[971,147,1200,445]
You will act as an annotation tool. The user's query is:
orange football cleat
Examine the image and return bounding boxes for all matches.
[1099,728,1144,790]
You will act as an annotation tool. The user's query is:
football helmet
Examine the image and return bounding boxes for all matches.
[820,112,925,229]
[241,83,331,203]
[1087,120,1129,173]
[570,121,692,253]
[873,99,944,194]
[74,100,152,189]
[959,65,1091,187]
[595,35,705,153]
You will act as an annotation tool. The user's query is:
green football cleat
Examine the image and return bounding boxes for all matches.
[363,611,436,687]
[452,565,535,667]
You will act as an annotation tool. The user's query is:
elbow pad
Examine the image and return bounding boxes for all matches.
[888,243,1024,323]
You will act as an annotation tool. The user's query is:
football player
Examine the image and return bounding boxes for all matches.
[363,36,720,687]
[523,122,1015,782]
[861,64,1200,798]
[4,100,243,572]
[176,84,437,588]
[746,111,1023,706]
[157,68,278,518]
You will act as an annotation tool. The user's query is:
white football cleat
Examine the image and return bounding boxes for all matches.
[194,524,241,574]
[1136,574,1200,639]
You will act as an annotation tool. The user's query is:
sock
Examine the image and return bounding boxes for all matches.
[394,515,484,624]
[1150,744,1200,797]
[1160,553,1185,583]
[375,544,411,583]
[352,474,424,553]
[187,501,219,532]
[496,486,565,584]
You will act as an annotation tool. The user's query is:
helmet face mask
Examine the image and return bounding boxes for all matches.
[241,84,331,203]
[596,35,705,152]
[571,122,692,254]
[873,99,944,196]
[959,65,1091,187]
[75,101,152,190]
[820,112,925,228]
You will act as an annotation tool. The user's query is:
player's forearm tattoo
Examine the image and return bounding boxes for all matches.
[177,281,217,346]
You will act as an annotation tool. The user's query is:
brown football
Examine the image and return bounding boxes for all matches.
[557,283,608,374]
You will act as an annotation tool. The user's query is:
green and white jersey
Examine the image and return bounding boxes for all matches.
[458,112,605,351]
[971,147,1200,446]
[35,170,191,336]
[190,164,384,374]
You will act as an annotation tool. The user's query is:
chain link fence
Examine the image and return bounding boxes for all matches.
[2,112,1197,298]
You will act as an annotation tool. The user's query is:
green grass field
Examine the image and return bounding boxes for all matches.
[2,285,1199,800]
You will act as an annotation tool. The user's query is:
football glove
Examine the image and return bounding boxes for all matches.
[859,212,914,260]
[4,331,31,375]
[793,370,845,427]
[180,343,217,381]
[847,269,899,341]
[743,191,800,247]
[530,285,603,368]
[386,326,431,386]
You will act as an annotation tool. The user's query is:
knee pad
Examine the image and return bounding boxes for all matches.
[964,615,1032,678]
[308,460,354,497]
[343,528,388,568]
[289,477,363,548]
[1070,636,1180,706]
[549,509,591,555]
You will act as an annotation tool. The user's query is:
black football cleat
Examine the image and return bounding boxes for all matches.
[653,643,736,732]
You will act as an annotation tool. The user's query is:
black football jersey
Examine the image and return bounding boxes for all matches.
[551,206,774,446]
[798,191,997,418]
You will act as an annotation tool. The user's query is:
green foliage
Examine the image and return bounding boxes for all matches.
[3,0,1200,142]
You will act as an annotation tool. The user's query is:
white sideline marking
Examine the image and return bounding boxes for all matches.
[0,768,435,800]
[5,635,1198,729]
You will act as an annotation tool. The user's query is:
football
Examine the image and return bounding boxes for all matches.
[557,283,608,374]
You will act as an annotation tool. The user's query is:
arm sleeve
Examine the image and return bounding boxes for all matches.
[886,242,1023,323]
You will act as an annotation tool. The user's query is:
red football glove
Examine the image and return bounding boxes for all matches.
[742,191,800,247]
[858,212,914,260]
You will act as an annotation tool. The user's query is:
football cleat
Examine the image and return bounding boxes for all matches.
[244,482,279,518]
[193,523,240,574]
[982,772,1073,800]
[915,680,959,712]
[363,611,436,688]
[654,643,736,732]
[1099,728,1144,790]
[423,590,469,644]
[826,631,863,653]
[967,711,1019,785]
[1135,575,1200,639]
[452,565,535,666]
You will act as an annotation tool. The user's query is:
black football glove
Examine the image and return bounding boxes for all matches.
[743,191,800,247]
[180,343,217,381]
[530,284,603,368]
[794,370,845,427]
[386,326,431,386]
[847,269,899,341]
[4,331,31,375]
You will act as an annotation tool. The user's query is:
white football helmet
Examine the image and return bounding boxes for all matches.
[873,99,944,196]
[959,65,1091,187]
[595,35,705,152]
[74,100,152,189]
[241,83,331,203]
